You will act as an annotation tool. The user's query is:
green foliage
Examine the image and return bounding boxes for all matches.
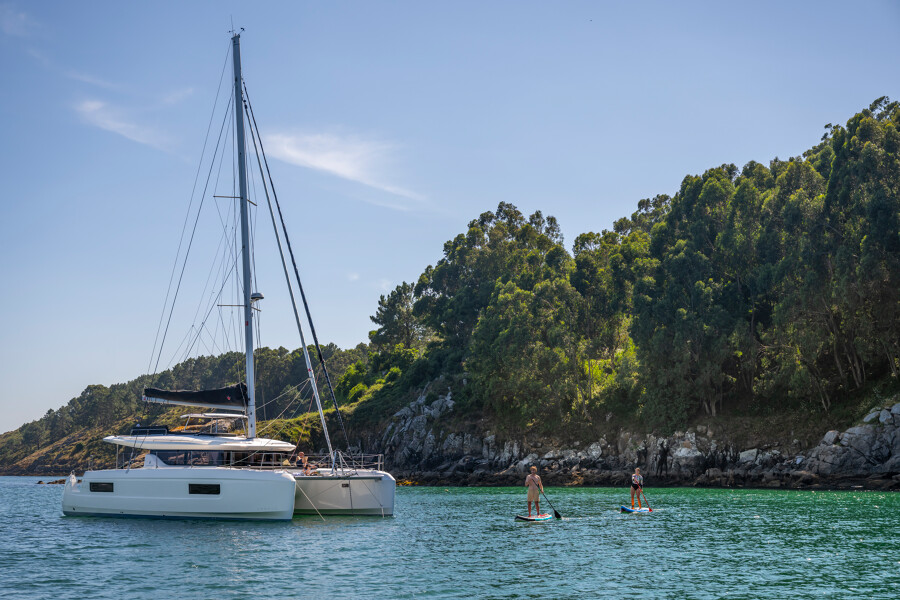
[369,344,418,374]
[4,99,899,467]
[369,282,432,351]
[335,361,367,398]
[347,382,368,403]
[385,367,402,383]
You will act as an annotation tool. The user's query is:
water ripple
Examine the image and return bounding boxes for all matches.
[1,478,898,599]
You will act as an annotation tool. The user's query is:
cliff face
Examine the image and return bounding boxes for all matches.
[367,386,900,491]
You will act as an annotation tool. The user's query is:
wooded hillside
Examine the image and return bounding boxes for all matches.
[2,98,898,469]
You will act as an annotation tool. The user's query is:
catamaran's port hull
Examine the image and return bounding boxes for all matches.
[62,467,296,521]
[292,469,396,516]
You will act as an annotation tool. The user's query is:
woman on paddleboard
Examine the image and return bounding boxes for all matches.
[525,466,544,517]
[630,467,644,509]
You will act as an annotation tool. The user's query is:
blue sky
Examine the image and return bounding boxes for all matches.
[1,1,898,433]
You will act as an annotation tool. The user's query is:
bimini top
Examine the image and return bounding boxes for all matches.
[143,383,248,411]
[103,434,295,452]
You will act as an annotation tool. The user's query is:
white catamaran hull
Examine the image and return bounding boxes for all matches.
[293,470,396,516]
[62,468,297,521]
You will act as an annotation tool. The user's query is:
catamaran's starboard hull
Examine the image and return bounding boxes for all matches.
[62,468,296,521]
[292,469,396,516]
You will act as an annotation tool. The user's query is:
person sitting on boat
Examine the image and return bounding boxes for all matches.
[286,450,308,468]
[525,466,543,517]
[630,467,644,509]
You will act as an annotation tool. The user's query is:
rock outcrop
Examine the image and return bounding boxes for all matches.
[373,388,900,491]
[803,403,900,480]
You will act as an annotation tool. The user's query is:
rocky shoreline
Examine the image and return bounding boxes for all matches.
[6,386,900,492]
[375,390,900,491]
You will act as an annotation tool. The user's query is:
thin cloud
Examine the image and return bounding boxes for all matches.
[0,3,33,38]
[66,71,124,91]
[161,87,194,105]
[76,100,172,151]
[347,272,360,282]
[264,132,423,205]
[25,47,51,67]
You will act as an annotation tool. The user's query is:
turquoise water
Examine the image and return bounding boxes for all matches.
[1,477,898,599]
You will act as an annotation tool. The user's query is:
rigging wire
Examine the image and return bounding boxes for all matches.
[243,81,352,451]
[255,379,312,439]
[140,52,358,460]
[182,223,231,355]
[151,90,236,374]
[242,88,348,451]
[166,252,242,369]
[148,42,232,375]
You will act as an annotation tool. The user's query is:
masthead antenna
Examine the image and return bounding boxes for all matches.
[229,15,244,36]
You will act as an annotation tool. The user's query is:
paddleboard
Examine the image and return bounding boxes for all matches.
[620,506,651,513]
[515,513,552,521]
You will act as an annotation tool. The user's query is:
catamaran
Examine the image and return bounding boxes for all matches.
[62,33,394,520]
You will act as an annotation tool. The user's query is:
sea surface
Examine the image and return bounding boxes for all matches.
[1,476,897,599]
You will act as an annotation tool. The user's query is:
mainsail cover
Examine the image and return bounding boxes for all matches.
[143,383,248,411]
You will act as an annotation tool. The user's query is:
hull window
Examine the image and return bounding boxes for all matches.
[188,483,221,495]
[89,482,114,492]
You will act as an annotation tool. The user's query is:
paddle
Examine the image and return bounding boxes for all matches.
[540,489,562,519]
[639,486,653,512]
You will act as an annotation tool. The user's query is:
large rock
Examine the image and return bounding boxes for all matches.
[462,434,482,456]
[739,448,759,464]
[393,406,414,420]
[879,454,900,473]
[422,431,436,460]
[429,392,453,419]
[585,442,603,462]
[409,415,428,438]
[821,430,840,446]
[442,433,462,456]
[673,447,704,474]
[498,441,520,465]
[841,425,875,454]
[560,449,579,467]
[759,450,782,467]
[516,453,539,474]
[806,444,868,476]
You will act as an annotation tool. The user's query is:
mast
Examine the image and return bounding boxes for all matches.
[232,33,257,439]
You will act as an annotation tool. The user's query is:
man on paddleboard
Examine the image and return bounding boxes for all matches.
[630,467,644,509]
[525,466,544,517]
